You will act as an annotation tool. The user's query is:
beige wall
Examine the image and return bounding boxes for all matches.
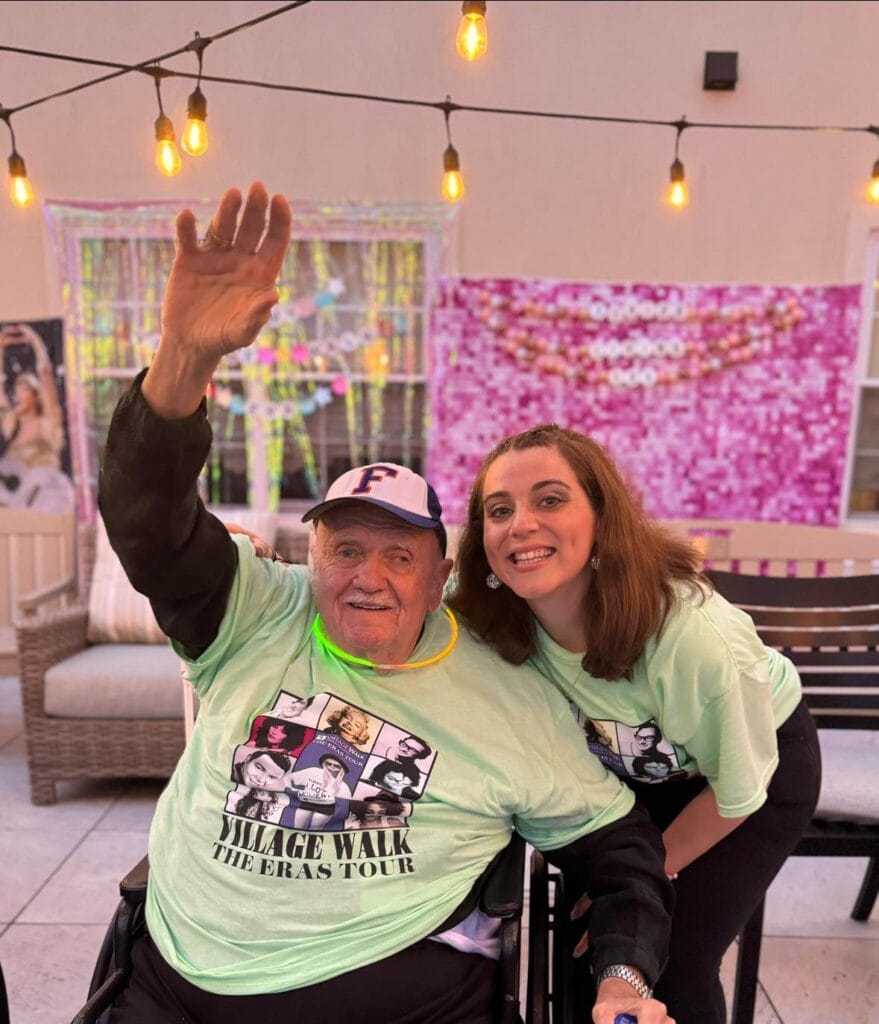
[4,0,879,318]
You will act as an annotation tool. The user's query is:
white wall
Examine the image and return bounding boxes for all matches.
[4,0,879,318]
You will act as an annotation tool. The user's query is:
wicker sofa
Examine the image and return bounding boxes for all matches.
[16,509,278,805]
[16,522,186,805]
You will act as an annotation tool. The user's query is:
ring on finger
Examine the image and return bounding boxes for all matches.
[201,223,235,250]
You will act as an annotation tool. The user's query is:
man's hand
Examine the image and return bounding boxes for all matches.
[143,181,292,419]
[163,182,291,358]
[593,977,675,1024]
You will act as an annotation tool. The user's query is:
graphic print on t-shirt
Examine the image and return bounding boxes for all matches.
[572,708,687,784]
[225,690,437,832]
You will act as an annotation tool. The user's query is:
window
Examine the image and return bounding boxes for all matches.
[846,241,879,519]
[45,199,458,517]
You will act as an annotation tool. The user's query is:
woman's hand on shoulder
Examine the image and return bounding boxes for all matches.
[225,521,274,560]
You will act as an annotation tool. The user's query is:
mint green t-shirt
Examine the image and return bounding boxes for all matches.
[530,583,802,819]
[146,535,634,995]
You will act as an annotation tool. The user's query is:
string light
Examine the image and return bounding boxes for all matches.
[1,107,34,208]
[181,32,210,157]
[456,1,488,62]
[6,8,879,210]
[667,117,689,209]
[440,97,465,201]
[149,67,182,176]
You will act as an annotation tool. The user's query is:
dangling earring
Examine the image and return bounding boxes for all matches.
[590,554,600,571]
[486,572,502,590]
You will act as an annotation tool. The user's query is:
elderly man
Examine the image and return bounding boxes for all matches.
[99,182,675,1024]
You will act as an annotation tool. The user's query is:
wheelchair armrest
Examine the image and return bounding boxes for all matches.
[480,833,526,918]
[120,855,149,903]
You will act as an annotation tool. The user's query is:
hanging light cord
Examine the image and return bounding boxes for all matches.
[0,1,310,117]
[188,31,208,88]
[2,36,878,145]
[673,116,688,159]
[442,97,455,146]
[0,107,19,154]
[149,66,172,116]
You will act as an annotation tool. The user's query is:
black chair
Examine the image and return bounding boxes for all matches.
[0,960,10,1024]
[72,834,532,1024]
[705,570,879,1024]
[527,850,571,1024]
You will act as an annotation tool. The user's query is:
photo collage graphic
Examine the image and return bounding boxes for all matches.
[226,691,438,832]
[573,708,688,784]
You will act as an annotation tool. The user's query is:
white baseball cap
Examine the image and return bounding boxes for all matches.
[302,463,447,556]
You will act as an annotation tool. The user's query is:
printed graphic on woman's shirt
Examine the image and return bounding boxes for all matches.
[572,708,626,774]
[573,710,687,784]
[619,720,687,783]
[224,691,437,832]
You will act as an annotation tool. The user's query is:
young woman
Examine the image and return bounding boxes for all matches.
[0,323,64,470]
[449,423,822,1024]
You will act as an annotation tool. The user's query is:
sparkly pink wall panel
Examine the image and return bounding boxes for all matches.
[428,280,862,525]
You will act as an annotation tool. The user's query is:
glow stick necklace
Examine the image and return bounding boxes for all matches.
[311,608,459,671]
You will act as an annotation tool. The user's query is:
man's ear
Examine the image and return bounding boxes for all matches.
[430,557,455,611]
[307,523,320,571]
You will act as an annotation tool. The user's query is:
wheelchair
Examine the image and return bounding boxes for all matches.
[71,838,581,1024]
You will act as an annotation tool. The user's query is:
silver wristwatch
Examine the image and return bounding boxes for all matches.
[596,964,653,1000]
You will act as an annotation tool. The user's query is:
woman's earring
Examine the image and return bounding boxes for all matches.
[590,554,600,571]
[486,572,502,590]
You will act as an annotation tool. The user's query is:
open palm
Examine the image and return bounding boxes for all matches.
[161,182,292,361]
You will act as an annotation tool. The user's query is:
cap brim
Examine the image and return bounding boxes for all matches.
[302,496,440,531]
[302,496,447,556]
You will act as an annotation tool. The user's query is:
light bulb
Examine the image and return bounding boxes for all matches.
[667,158,689,209]
[154,115,182,176]
[456,1,488,61]
[867,160,879,204]
[7,152,34,208]
[182,118,208,157]
[181,86,208,157]
[442,144,465,202]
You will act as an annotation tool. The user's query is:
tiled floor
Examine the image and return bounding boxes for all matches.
[0,675,877,1024]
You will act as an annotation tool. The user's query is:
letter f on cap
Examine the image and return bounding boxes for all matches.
[351,465,399,495]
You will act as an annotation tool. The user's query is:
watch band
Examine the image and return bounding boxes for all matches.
[596,963,653,1000]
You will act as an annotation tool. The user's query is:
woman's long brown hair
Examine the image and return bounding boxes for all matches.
[447,424,705,681]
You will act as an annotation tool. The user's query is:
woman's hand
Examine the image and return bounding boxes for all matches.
[0,324,51,369]
[225,522,275,560]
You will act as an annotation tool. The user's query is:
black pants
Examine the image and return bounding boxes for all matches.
[109,931,497,1024]
[634,699,821,1024]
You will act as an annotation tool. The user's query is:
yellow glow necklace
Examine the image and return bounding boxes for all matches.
[311,608,459,671]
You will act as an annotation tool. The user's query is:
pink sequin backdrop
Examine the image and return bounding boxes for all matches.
[428,280,862,525]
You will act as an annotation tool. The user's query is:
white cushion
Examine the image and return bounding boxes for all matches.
[44,643,185,718]
[86,509,278,644]
[87,516,167,644]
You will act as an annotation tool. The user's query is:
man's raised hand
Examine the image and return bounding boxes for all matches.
[143,182,292,419]
[162,182,292,360]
